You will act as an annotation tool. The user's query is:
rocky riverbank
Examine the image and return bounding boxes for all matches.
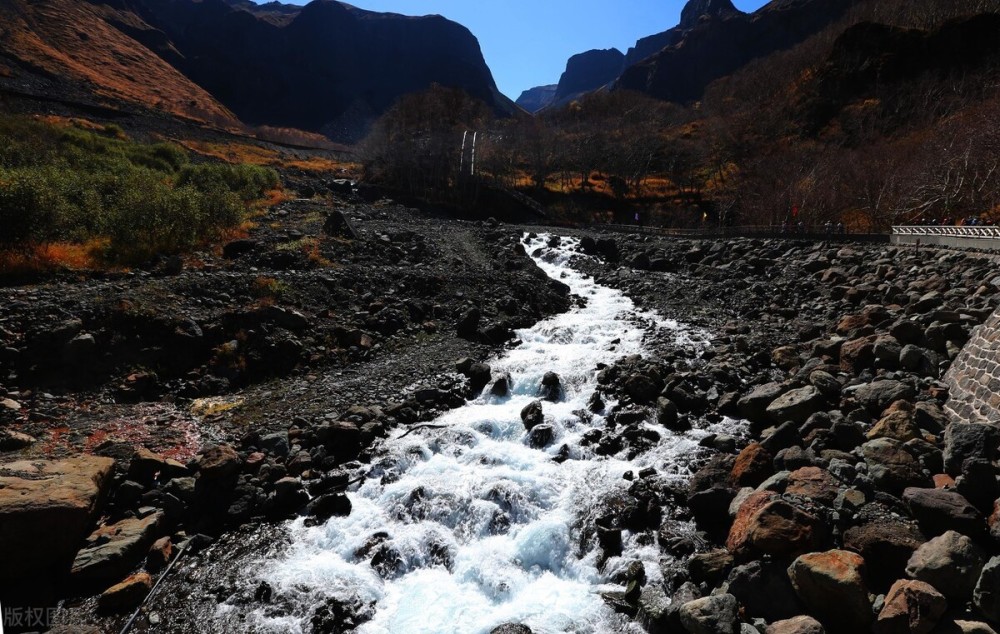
[3,199,1000,633]
[0,189,574,630]
[572,233,1000,633]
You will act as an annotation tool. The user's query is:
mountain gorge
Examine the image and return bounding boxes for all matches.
[0,0,514,141]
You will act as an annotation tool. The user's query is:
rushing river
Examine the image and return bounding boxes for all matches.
[234,234,730,634]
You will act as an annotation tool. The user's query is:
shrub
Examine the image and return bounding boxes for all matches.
[176,164,279,200]
[0,168,73,249]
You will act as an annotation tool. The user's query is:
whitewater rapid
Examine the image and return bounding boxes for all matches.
[234,234,729,634]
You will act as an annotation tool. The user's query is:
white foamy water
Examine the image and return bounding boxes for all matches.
[239,234,726,634]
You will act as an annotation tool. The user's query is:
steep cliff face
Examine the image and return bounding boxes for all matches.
[551,48,626,106]
[617,0,861,103]
[130,0,514,140]
[516,85,558,113]
[0,0,513,140]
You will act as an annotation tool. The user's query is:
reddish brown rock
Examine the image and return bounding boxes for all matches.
[196,444,242,482]
[786,467,840,505]
[0,456,116,603]
[766,616,826,634]
[868,409,921,443]
[840,336,877,373]
[843,518,926,591]
[728,494,827,559]
[731,443,774,487]
[876,579,947,634]
[97,572,153,612]
[788,549,873,631]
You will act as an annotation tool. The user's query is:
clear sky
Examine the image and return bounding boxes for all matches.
[255,0,770,99]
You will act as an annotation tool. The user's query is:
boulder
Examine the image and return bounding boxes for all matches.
[766,616,825,634]
[862,438,932,494]
[727,493,827,559]
[625,374,660,403]
[766,386,825,424]
[97,572,153,612]
[903,488,981,537]
[843,518,926,592]
[71,511,165,588]
[129,447,188,483]
[787,550,872,631]
[678,593,740,634]
[905,531,985,600]
[196,444,241,483]
[868,409,921,443]
[731,443,774,488]
[944,423,999,477]
[541,371,563,402]
[738,382,786,425]
[785,467,839,506]
[876,579,946,634]
[974,556,1000,623]
[932,620,998,634]
[0,456,115,602]
[840,336,877,373]
[854,380,915,414]
[728,560,802,622]
[520,400,545,431]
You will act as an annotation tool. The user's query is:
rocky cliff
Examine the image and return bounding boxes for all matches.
[0,0,514,141]
[617,0,861,103]
[515,85,558,113]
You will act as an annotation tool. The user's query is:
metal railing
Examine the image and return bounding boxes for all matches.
[598,224,888,242]
[892,226,1000,238]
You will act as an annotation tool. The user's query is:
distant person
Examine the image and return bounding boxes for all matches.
[837,222,845,235]
[634,212,642,228]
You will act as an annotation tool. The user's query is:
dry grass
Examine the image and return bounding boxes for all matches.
[177,140,280,166]
[0,239,108,276]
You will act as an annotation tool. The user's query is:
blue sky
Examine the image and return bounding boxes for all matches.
[256,0,770,99]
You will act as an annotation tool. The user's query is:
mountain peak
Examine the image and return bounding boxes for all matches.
[679,0,740,29]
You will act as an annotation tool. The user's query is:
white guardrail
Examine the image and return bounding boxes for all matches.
[893,226,1000,238]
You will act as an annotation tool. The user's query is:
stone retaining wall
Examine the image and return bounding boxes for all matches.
[945,308,1000,423]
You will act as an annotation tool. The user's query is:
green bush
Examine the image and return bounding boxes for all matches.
[0,168,73,249]
[0,114,279,264]
[176,163,280,200]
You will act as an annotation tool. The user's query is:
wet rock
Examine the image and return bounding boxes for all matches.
[728,560,802,622]
[528,424,554,448]
[625,374,660,404]
[490,375,511,397]
[905,530,985,600]
[876,579,946,634]
[903,488,982,537]
[71,511,164,588]
[97,572,153,612]
[765,616,826,634]
[305,493,352,525]
[788,550,872,631]
[974,556,1000,623]
[541,371,563,401]
[766,386,825,425]
[520,400,545,431]
[490,625,533,634]
[0,455,115,603]
[678,593,740,634]
[656,397,682,430]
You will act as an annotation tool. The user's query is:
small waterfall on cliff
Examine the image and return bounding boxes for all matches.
[232,234,729,634]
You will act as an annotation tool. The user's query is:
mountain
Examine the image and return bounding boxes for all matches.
[516,85,558,114]
[551,48,625,106]
[0,0,514,141]
[617,0,861,103]
[624,0,741,67]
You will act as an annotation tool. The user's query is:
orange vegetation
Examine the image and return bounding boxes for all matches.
[0,0,236,125]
